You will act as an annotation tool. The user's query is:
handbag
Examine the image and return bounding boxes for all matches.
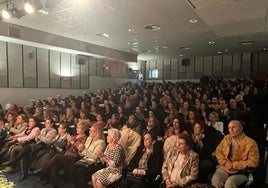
[126,172,144,183]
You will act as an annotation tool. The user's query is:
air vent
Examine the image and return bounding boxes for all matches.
[144,24,162,31]
[240,40,254,45]
[8,27,20,38]
[179,46,191,50]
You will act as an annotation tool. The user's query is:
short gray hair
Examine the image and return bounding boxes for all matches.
[108,128,121,142]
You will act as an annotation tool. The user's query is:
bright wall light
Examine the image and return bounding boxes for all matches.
[24,0,42,14]
[24,3,34,14]
[2,10,11,19]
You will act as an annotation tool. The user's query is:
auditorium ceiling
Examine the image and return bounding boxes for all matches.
[2,0,268,60]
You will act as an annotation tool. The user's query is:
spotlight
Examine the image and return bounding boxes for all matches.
[24,0,42,14]
[1,9,11,19]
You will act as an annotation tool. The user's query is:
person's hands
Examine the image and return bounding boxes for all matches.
[67,134,75,145]
[224,161,238,174]
[165,179,178,188]
[77,143,85,151]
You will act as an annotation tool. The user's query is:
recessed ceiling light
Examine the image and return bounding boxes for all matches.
[240,40,254,45]
[144,24,162,31]
[128,29,137,33]
[218,51,223,54]
[209,41,215,45]
[179,46,191,50]
[189,19,198,24]
[95,33,110,38]
[38,9,49,15]
[225,49,228,52]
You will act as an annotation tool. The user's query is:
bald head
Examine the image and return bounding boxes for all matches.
[228,120,243,138]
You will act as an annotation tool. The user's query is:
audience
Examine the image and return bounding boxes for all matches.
[0,76,265,187]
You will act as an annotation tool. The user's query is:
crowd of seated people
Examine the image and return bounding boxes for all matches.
[0,75,266,188]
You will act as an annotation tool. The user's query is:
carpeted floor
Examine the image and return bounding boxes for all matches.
[1,170,75,188]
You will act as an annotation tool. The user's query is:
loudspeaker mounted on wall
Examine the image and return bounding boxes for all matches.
[28,52,34,59]
[181,58,190,66]
[76,55,88,65]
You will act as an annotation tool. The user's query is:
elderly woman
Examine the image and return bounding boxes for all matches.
[160,134,199,188]
[120,131,163,188]
[41,121,88,188]
[72,124,106,188]
[92,128,125,188]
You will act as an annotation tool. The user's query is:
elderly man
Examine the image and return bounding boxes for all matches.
[211,120,259,188]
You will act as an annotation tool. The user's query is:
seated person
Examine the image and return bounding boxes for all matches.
[0,118,9,147]
[0,117,40,175]
[14,118,57,181]
[7,114,28,136]
[163,117,188,160]
[211,120,259,188]
[72,124,106,188]
[92,128,125,188]
[192,120,223,182]
[118,123,141,165]
[120,131,163,188]
[160,134,199,188]
[41,121,88,188]
[29,122,68,174]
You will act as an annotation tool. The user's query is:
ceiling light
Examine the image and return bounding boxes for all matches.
[1,9,11,19]
[189,19,198,24]
[128,29,137,33]
[179,46,191,50]
[217,51,223,54]
[95,33,110,38]
[24,0,42,14]
[209,41,215,45]
[179,54,184,57]
[163,46,168,49]
[240,40,254,45]
[144,24,162,31]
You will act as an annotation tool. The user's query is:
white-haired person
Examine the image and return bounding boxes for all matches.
[92,128,125,188]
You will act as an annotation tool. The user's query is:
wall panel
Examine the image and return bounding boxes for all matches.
[37,48,49,87]
[49,50,60,88]
[170,59,178,79]
[222,55,232,76]
[80,59,89,88]
[23,46,36,87]
[203,56,212,76]
[163,59,171,79]
[8,43,23,87]
[0,41,7,87]
[233,54,241,76]
[60,52,71,88]
[71,54,81,88]
[212,55,222,76]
